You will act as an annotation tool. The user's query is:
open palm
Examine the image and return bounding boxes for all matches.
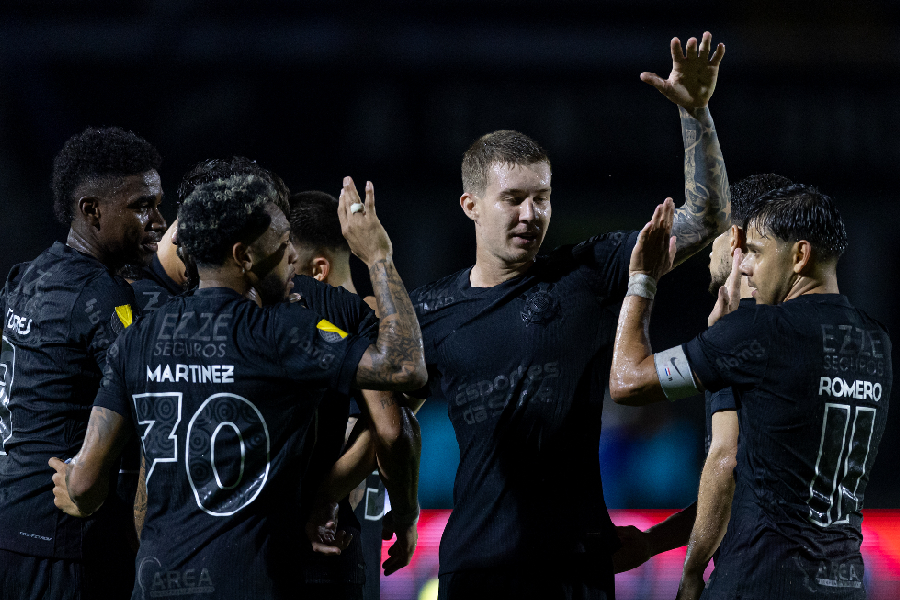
[641,31,725,109]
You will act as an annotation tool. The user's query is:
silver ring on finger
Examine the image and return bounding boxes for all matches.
[350,203,365,214]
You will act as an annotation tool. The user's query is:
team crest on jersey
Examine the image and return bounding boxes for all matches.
[316,320,347,343]
[521,287,559,325]
[110,304,134,336]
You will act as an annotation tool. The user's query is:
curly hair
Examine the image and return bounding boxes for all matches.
[461,130,550,196]
[51,126,162,225]
[177,174,279,267]
[744,183,849,261]
[176,156,290,217]
[730,173,793,225]
[289,191,348,253]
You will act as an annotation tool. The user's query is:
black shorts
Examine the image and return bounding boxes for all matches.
[0,548,83,600]
[0,547,134,600]
[437,555,615,600]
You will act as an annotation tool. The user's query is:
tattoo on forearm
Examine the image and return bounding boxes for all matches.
[362,259,424,388]
[135,455,147,539]
[673,106,730,263]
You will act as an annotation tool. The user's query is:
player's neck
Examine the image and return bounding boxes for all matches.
[784,274,840,302]
[66,226,117,269]
[198,266,250,297]
[471,252,534,288]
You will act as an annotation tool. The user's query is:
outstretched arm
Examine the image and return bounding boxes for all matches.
[642,32,730,264]
[49,406,131,516]
[678,410,738,600]
[337,177,426,392]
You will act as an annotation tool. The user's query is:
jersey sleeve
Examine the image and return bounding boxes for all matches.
[92,334,132,418]
[272,303,372,397]
[75,276,141,373]
[683,306,774,393]
[708,387,738,413]
[567,230,639,300]
[293,275,379,341]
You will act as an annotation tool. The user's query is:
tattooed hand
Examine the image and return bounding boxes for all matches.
[641,31,725,110]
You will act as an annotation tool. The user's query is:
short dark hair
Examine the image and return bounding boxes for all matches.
[744,184,849,262]
[51,126,162,225]
[730,173,793,225]
[177,174,278,267]
[289,191,348,253]
[461,130,550,195]
[176,156,290,217]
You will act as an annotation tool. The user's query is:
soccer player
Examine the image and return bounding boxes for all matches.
[0,126,165,599]
[403,33,729,599]
[130,156,294,314]
[50,174,426,599]
[289,190,416,599]
[610,187,891,599]
[612,174,794,577]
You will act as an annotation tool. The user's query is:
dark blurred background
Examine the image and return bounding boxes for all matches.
[1,0,897,508]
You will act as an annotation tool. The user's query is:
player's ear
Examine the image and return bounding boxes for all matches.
[460,193,478,222]
[77,196,102,228]
[792,240,813,274]
[310,256,330,282]
[729,225,744,252]
[232,242,253,274]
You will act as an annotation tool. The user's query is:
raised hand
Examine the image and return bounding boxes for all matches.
[629,197,677,282]
[641,31,725,109]
[708,248,742,327]
[338,177,393,267]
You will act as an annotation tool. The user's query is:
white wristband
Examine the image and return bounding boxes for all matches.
[654,346,699,401]
[626,274,658,299]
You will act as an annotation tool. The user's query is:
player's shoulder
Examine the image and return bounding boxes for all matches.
[410,268,467,307]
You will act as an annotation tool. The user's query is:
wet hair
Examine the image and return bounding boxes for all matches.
[730,173,793,225]
[51,126,162,225]
[176,156,289,216]
[177,174,279,267]
[461,130,550,195]
[744,184,849,262]
[289,191,348,253]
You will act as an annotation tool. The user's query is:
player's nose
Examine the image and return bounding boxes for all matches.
[519,198,536,221]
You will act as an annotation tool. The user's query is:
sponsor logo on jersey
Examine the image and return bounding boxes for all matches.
[19,531,52,541]
[147,364,234,384]
[110,304,135,336]
[818,376,882,401]
[453,362,560,424]
[139,557,215,598]
[316,319,347,343]
[715,339,765,372]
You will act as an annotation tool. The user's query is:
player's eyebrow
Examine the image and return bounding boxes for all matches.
[501,187,551,195]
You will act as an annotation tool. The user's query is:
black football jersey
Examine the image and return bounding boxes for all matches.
[131,254,184,313]
[410,231,638,575]
[94,286,372,599]
[0,242,138,559]
[684,294,891,599]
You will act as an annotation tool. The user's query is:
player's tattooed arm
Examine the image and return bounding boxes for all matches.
[672,106,730,264]
[640,32,730,265]
[49,407,130,517]
[134,454,148,539]
[336,176,426,392]
[355,259,427,390]
[678,410,738,600]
